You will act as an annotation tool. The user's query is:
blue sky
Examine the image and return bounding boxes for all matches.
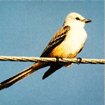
[0,1,104,105]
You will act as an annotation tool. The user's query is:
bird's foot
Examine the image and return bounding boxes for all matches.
[77,57,82,64]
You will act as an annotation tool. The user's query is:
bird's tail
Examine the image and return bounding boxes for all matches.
[0,62,48,90]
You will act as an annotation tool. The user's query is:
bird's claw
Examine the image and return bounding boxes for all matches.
[77,57,82,64]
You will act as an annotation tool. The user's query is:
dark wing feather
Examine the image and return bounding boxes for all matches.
[41,26,70,57]
[41,26,70,79]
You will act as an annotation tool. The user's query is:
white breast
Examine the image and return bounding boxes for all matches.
[59,27,87,57]
[48,26,87,58]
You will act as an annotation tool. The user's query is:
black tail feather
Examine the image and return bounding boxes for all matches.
[42,64,62,79]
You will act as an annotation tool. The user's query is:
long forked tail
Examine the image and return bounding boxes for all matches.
[0,62,48,90]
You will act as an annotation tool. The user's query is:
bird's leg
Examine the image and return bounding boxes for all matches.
[55,57,60,64]
[55,57,65,65]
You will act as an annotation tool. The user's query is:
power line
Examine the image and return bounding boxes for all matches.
[0,56,104,64]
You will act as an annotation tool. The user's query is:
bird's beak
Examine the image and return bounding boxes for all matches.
[83,19,92,23]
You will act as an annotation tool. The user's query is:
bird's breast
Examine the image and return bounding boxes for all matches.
[48,28,87,58]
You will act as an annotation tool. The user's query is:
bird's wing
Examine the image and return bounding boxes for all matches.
[40,26,70,57]
[41,26,70,79]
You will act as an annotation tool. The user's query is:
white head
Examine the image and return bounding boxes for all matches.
[63,12,91,27]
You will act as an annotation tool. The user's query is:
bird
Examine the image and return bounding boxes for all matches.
[0,12,91,90]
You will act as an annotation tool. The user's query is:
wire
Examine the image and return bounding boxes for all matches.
[0,56,104,64]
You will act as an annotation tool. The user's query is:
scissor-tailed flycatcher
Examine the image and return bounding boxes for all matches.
[0,12,91,90]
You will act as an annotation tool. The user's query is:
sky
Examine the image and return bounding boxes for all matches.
[0,1,104,105]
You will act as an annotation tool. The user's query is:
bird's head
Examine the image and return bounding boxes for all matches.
[63,12,92,28]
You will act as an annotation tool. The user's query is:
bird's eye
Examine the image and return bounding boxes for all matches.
[76,17,80,20]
